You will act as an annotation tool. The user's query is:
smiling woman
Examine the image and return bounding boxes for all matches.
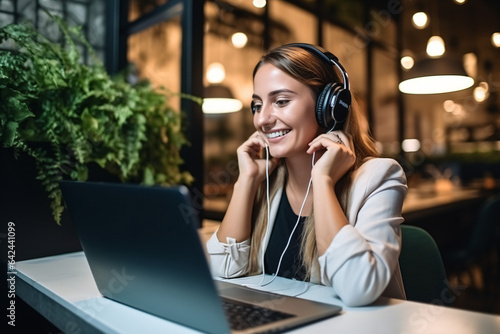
[206,43,408,307]
[252,63,319,158]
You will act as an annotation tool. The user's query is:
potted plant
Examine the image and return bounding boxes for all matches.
[0,14,195,226]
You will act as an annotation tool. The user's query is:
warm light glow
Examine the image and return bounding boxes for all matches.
[474,82,490,102]
[253,0,266,8]
[443,101,464,116]
[451,103,464,116]
[402,139,421,153]
[492,32,500,48]
[231,32,248,48]
[203,98,243,114]
[453,0,467,4]
[479,81,489,91]
[401,56,414,70]
[412,12,429,29]
[463,53,477,78]
[474,87,487,102]
[443,100,456,112]
[206,63,225,84]
[399,75,474,94]
[426,36,445,57]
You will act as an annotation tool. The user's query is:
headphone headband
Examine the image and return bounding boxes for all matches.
[284,43,350,92]
[284,43,351,131]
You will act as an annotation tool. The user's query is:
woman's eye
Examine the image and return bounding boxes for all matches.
[252,103,262,113]
[274,99,290,107]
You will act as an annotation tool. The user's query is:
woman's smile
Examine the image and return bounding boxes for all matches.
[266,129,291,139]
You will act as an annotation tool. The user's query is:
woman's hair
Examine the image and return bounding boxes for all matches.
[247,44,379,280]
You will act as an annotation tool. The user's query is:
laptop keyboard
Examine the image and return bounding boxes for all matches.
[221,298,295,331]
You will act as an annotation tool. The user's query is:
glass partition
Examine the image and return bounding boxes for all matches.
[323,21,367,106]
[372,49,399,155]
[203,0,265,217]
[269,0,316,46]
[127,13,182,111]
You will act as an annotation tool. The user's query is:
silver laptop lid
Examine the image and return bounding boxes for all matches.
[60,181,231,333]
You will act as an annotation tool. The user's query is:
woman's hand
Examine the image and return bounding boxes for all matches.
[236,132,280,184]
[307,131,356,184]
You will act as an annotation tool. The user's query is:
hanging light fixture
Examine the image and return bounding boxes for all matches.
[425,1,446,58]
[401,55,415,70]
[231,32,248,48]
[426,36,445,57]
[204,61,242,114]
[399,1,473,94]
[492,32,500,48]
[399,56,474,94]
[203,85,243,114]
[412,12,429,29]
[253,0,266,8]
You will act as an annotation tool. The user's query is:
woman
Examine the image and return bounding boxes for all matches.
[206,43,407,307]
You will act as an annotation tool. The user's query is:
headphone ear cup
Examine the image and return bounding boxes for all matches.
[315,83,351,131]
[315,83,337,129]
[331,88,351,131]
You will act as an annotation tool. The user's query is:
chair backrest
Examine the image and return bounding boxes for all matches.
[468,193,500,259]
[399,225,450,305]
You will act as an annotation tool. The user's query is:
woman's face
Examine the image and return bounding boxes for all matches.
[252,63,322,159]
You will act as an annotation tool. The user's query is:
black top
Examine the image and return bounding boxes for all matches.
[264,191,307,281]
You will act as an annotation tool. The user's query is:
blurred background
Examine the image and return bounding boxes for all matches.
[1,0,499,321]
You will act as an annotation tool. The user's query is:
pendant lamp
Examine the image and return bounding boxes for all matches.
[399,56,474,94]
[203,85,243,114]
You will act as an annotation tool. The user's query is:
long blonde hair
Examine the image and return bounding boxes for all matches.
[248,44,379,280]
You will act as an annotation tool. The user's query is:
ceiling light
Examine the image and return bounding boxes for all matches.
[203,85,243,114]
[203,98,243,114]
[231,32,248,48]
[399,57,474,94]
[473,82,489,102]
[492,32,500,48]
[412,12,429,29]
[206,63,225,84]
[402,139,421,153]
[473,87,488,103]
[426,36,445,57]
[401,56,415,70]
[453,0,467,4]
[253,0,266,9]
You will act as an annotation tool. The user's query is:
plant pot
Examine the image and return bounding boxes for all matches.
[0,147,120,262]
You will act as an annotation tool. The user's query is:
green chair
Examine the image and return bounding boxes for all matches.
[441,194,500,295]
[399,225,450,305]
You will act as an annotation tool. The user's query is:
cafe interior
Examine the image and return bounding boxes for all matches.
[1,0,500,332]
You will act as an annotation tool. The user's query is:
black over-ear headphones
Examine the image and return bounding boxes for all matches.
[251,43,351,132]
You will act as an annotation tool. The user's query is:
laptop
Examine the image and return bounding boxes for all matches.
[60,181,342,334]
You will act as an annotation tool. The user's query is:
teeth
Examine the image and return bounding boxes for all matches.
[266,130,290,139]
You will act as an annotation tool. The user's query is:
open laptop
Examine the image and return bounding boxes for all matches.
[60,181,342,334]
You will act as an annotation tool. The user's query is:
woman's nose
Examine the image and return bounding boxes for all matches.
[255,103,274,126]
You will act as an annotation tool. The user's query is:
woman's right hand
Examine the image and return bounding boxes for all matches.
[218,132,277,242]
[236,132,279,184]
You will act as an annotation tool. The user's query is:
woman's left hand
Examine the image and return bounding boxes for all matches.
[306,131,356,184]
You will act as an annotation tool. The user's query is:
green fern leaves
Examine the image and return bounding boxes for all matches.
[0,16,192,224]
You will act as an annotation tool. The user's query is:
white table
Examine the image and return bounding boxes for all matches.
[13,252,500,334]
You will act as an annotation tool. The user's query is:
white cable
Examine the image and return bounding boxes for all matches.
[255,145,272,286]
[257,150,316,288]
[260,174,312,287]
[245,146,316,289]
